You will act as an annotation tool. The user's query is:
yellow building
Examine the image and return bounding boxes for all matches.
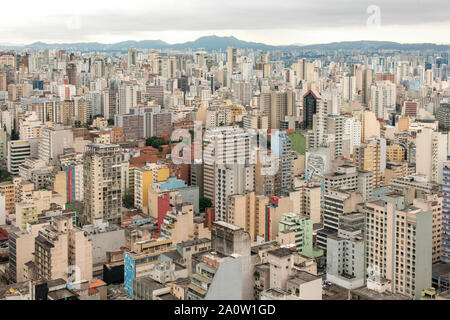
[0,181,15,216]
[15,203,38,230]
[386,144,406,162]
[14,190,65,230]
[53,171,67,204]
[134,163,170,213]
[228,103,244,123]
[354,139,384,188]
[361,110,380,141]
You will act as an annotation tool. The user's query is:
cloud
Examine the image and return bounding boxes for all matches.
[0,0,449,43]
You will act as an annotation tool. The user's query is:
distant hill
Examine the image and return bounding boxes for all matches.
[1,36,448,52]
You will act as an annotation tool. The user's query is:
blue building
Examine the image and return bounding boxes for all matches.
[442,160,450,264]
[123,238,175,296]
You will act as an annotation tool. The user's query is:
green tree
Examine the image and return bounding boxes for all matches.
[145,136,167,149]
[0,169,12,183]
[199,198,212,212]
[123,188,135,208]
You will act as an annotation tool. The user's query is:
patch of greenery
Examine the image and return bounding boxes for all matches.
[199,198,212,212]
[289,130,306,155]
[0,169,12,183]
[122,188,135,208]
[146,136,167,149]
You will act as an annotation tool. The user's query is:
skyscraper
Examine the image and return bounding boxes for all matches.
[364,193,432,299]
[260,89,296,129]
[128,46,137,67]
[83,144,122,224]
[302,90,320,130]
[416,127,448,184]
[66,62,77,86]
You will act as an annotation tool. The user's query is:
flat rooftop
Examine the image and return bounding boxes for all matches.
[351,286,411,300]
[268,247,293,258]
[289,271,320,284]
[432,262,450,281]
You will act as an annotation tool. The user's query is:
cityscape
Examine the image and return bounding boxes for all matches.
[0,0,449,306]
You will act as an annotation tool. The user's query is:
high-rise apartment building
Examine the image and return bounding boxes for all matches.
[370,81,396,120]
[39,124,74,164]
[317,189,363,250]
[272,130,292,192]
[326,227,365,289]
[7,140,31,175]
[215,163,254,222]
[364,193,432,299]
[227,192,268,242]
[66,62,77,86]
[115,106,173,141]
[202,126,251,205]
[260,90,296,129]
[354,137,386,188]
[278,212,323,258]
[83,144,122,224]
[34,216,93,283]
[128,47,137,67]
[416,127,447,184]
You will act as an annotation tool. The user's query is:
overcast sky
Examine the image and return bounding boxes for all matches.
[1,0,449,45]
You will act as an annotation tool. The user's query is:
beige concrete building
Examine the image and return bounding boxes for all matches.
[260,89,296,129]
[290,151,305,181]
[34,216,93,282]
[8,222,49,283]
[385,161,410,186]
[413,194,442,263]
[227,192,269,242]
[364,193,432,299]
[160,203,197,244]
[416,127,448,184]
[396,116,410,131]
[361,110,380,141]
[290,179,321,224]
[266,196,293,241]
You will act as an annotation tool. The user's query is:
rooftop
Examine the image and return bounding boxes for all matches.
[134,277,167,291]
[351,286,411,300]
[289,271,321,285]
[268,247,293,258]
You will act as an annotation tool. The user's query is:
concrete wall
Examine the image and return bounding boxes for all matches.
[88,229,125,265]
[206,257,243,300]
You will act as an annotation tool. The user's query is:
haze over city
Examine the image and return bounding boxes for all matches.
[0,0,449,45]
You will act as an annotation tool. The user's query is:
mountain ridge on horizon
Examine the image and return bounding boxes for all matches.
[1,35,448,52]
